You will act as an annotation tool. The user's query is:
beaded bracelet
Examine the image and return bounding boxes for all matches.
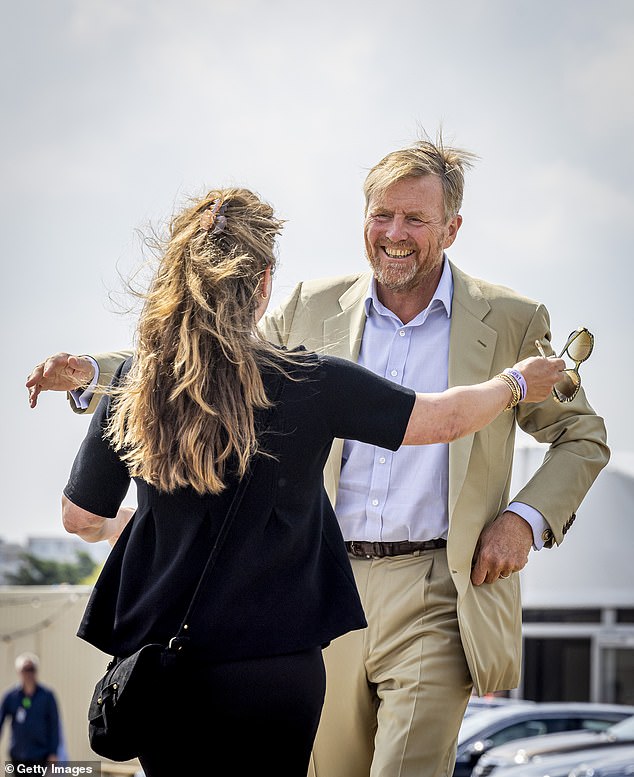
[494,372,522,410]
[503,368,527,401]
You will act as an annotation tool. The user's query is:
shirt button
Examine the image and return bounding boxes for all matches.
[371,499,379,506]
[378,457,386,464]
[390,369,398,377]
[399,330,406,336]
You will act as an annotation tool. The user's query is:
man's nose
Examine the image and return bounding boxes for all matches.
[386,217,408,242]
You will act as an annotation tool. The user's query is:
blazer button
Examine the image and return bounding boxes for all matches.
[542,529,553,543]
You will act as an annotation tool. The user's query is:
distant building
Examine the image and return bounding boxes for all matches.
[0,535,110,584]
[0,539,25,584]
[26,535,110,565]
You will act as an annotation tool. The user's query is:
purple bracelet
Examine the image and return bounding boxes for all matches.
[503,368,527,401]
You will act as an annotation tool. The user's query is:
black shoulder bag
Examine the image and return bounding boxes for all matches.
[87,467,254,762]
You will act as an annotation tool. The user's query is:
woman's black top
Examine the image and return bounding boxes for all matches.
[64,352,416,662]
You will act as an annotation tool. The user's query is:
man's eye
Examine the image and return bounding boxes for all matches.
[408,217,423,224]
[372,214,389,220]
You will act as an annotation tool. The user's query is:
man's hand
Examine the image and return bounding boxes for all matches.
[471,511,533,586]
[26,352,95,408]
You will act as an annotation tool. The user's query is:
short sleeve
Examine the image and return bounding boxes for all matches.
[63,361,132,518]
[314,356,416,450]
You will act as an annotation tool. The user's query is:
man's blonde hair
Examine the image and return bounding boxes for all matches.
[363,132,478,221]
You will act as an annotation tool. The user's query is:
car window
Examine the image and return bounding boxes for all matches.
[576,717,623,732]
[543,717,571,733]
[485,715,605,747]
[489,720,548,746]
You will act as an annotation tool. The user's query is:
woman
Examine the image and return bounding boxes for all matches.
[61,187,563,777]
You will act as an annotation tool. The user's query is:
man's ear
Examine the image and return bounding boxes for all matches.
[443,214,463,249]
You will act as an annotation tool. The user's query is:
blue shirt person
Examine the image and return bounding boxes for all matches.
[0,652,60,765]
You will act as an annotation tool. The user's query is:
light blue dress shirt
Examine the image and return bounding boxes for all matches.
[335,259,546,548]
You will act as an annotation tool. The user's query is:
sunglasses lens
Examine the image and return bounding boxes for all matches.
[567,329,594,362]
[553,369,580,402]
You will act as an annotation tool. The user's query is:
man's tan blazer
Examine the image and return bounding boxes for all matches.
[85,261,609,694]
[261,262,609,693]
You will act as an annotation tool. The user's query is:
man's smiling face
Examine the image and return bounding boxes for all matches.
[364,175,460,294]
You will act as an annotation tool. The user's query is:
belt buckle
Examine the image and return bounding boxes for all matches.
[349,541,378,559]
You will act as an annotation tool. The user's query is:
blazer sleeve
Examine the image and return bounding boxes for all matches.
[512,304,610,547]
[67,350,133,415]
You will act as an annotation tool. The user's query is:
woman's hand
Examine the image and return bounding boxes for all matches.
[513,356,565,403]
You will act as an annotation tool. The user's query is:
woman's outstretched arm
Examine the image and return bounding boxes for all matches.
[402,355,564,446]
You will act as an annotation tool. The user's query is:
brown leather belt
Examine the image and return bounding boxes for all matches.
[345,539,447,558]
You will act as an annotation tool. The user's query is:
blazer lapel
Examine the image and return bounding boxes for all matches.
[322,273,370,361]
[448,262,497,517]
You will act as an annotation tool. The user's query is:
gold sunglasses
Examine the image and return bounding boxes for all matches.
[535,327,594,403]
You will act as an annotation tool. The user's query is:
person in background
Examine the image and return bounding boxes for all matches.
[25,134,609,777]
[0,652,60,767]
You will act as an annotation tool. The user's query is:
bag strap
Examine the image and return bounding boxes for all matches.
[169,464,253,649]
[169,370,285,650]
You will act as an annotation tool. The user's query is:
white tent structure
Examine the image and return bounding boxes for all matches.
[513,445,634,703]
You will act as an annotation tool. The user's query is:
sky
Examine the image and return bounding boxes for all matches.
[1,0,633,544]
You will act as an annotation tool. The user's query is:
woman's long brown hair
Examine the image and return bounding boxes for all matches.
[105,187,290,495]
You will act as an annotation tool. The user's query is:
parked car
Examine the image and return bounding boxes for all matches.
[454,703,634,777]
[480,744,634,777]
[472,711,634,775]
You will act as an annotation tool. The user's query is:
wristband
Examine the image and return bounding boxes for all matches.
[503,368,527,402]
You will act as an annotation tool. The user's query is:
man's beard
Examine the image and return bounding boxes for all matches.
[371,256,420,292]
[367,244,444,293]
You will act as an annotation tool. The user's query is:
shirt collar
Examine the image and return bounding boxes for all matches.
[364,255,454,322]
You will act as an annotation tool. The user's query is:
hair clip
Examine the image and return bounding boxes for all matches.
[200,199,228,235]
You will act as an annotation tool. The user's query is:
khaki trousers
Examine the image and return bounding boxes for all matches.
[309,548,472,777]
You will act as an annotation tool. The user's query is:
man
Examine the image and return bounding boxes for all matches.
[0,653,60,766]
[26,136,609,776]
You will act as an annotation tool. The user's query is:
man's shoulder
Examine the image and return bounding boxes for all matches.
[452,263,542,312]
[293,271,369,302]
